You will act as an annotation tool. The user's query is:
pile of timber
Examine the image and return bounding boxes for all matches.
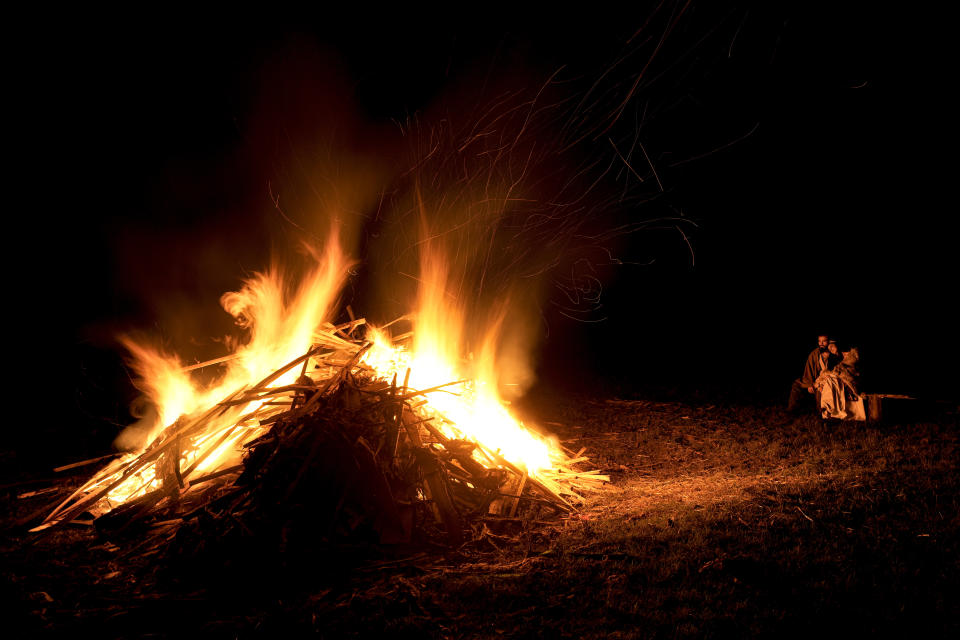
[33,320,608,555]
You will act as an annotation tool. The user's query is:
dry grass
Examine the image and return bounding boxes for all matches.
[3,391,958,638]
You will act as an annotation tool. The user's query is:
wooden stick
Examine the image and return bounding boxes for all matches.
[379,314,411,331]
[418,421,456,449]
[300,343,372,413]
[248,346,324,393]
[44,454,160,524]
[311,331,360,351]
[172,433,185,489]
[406,434,462,545]
[96,463,243,530]
[219,384,313,407]
[474,442,575,512]
[180,354,238,372]
[53,453,121,473]
[384,373,402,459]
[327,317,367,340]
[408,390,579,511]
[180,425,240,478]
[297,348,313,378]
[41,390,243,525]
[187,464,244,486]
[40,457,131,526]
[398,380,468,400]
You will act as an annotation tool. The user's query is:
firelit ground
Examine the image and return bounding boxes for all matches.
[3,390,958,638]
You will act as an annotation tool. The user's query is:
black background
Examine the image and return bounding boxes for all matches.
[10,5,956,464]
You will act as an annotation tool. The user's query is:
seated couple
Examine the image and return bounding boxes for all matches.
[788,334,865,421]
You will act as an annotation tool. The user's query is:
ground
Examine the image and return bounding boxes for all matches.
[3,389,958,638]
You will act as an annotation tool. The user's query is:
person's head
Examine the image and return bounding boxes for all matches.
[817,334,829,350]
[828,340,839,355]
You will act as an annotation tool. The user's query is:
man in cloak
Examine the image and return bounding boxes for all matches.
[788,334,830,413]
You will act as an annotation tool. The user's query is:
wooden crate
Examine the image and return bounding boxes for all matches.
[864,394,916,421]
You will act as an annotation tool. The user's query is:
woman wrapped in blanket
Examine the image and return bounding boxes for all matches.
[815,346,864,420]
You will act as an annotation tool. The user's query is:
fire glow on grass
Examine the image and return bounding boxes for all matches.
[40,235,578,528]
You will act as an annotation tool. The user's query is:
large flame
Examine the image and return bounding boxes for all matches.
[363,246,558,476]
[64,229,567,518]
[104,235,353,506]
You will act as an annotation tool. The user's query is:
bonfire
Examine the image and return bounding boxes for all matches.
[34,235,607,550]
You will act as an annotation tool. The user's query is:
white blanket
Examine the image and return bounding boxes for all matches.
[817,372,866,420]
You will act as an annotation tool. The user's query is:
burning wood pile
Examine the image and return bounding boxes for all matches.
[34,317,607,552]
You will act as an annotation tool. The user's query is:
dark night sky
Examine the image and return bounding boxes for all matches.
[10,5,957,458]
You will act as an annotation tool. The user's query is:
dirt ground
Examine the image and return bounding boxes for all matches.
[3,389,958,638]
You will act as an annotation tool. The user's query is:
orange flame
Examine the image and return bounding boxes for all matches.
[69,229,568,518]
[106,234,353,505]
[363,245,559,476]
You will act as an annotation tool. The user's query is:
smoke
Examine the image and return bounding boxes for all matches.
[114,401,160,453]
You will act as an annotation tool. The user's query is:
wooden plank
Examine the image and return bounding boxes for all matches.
[508,474,527,518]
